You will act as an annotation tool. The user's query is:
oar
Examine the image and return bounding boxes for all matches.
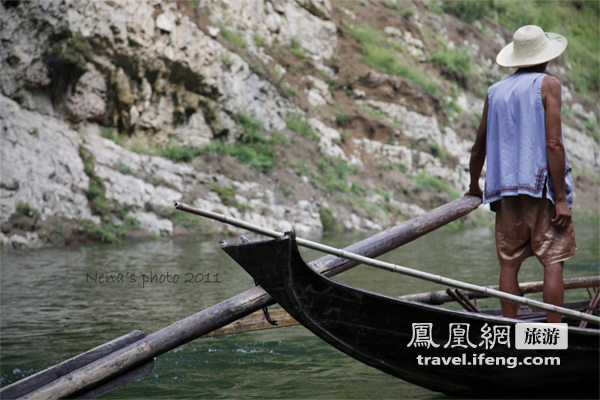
[5,196,482,399]
[174,200,600,324]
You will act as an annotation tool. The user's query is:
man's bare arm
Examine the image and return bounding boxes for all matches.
[466,96,488,197]
[543,75,571,229]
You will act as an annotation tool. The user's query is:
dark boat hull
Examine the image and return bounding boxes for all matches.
[222,235,600,398]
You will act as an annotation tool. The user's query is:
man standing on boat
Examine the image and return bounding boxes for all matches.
[466,25,577,323]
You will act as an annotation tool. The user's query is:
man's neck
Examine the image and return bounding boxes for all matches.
[516,62,549,74]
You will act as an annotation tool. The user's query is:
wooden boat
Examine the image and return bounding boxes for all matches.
[221,234,600,399]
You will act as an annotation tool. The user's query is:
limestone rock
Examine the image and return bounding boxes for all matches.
[0,95,95,223]
[114,68,134,109]
[563,125,598,171]
[296,0,333,20]
[156,10,177,33]
[309,118,362,166]
[66,64,107,122]
[300,75,333,107]
[357,99,443,143]
[204,0,337,60]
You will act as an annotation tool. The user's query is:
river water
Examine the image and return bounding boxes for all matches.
[1,224,598,399]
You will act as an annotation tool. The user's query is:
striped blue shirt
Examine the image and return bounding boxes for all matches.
[484,72,573,208]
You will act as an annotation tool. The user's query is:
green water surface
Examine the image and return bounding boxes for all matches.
[1,224,598,399]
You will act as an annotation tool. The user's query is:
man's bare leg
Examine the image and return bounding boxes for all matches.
[499,264,521,318]
[543,262,564,323]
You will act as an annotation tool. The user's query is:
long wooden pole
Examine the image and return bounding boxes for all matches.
[174,199,600,324]
[402,275,600,304]
[11,196,482,399]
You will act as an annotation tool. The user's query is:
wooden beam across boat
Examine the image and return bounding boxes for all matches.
[1,196,482,400]
[201,309,298,337]
[200,276,600,337]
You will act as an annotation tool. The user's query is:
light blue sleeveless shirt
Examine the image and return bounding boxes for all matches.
[484,72,573,209]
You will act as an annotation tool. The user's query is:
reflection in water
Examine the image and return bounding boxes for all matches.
[1,224,597,398]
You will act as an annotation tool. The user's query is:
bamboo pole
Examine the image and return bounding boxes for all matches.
[0,331,151,399]
[174,199,600,324]
[11,196,482,399]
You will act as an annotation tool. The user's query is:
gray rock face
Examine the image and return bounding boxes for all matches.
[0,95,95,224]
[66,64,108,122]
[0,0,334,245]
[0,0,597,248]
[204,0,337,60]
[0,0,291,140]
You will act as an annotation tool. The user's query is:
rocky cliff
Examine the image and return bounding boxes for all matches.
[1,0,598,248]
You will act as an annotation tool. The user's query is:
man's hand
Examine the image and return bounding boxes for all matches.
[465,185,483,198]
[551,200,572,230]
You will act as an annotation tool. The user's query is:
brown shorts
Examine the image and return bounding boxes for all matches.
[495,196,578,268]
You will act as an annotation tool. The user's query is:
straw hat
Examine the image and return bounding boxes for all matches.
[496,25,567,68]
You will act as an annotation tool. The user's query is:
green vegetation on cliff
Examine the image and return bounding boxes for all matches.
[439,0,599,93]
